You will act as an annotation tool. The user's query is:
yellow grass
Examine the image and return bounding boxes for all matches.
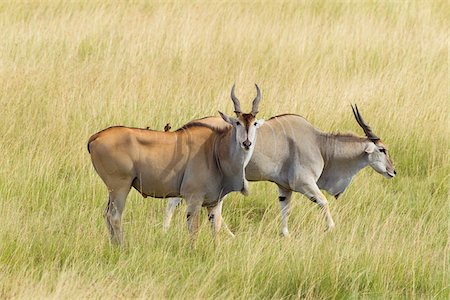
[0,1,448,298]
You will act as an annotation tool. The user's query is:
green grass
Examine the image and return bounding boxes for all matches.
[0,1,448,298]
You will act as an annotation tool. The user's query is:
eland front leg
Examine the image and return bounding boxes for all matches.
[186,199,202,245]
[206,199,235,239]
[207,203,221,240]
[163,197,183,232]
[278,186,293,237]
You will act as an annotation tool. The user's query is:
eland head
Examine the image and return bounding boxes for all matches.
[352,105,396,178]
[219,84,264,151]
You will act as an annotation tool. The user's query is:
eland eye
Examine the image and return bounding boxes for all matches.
[236,122,241,126]
[254,122,258,126]
[379,148,386,154]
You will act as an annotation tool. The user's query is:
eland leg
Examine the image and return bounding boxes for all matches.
[278,186,293,237]
[186,199,202,246]
[163,197,183,232]
[207,205,219,246]
[207,199,235,238]
[104,183,131,246]
[207,197,235,238]
[296,182,335,231]
[207,205,220,240]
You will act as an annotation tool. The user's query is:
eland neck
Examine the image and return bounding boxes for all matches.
[317,133,370,196]
[215,127,253,196]
[321,133,369,172]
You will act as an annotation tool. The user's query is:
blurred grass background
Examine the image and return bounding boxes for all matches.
[0,1,448,298]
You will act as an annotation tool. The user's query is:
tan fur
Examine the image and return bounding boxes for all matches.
[88,124,243,245]
[89,85,264,245]
[89,110,263,245]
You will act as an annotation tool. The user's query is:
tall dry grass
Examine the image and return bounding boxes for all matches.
[0,1,448,298]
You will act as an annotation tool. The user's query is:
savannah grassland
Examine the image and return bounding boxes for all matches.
[0,1,448,299]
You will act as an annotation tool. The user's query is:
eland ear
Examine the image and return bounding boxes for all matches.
[218,111,233,125]
[365,143,376,154]
[255,119,265,128]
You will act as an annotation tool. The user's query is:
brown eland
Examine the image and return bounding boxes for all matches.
[87,85,264,245]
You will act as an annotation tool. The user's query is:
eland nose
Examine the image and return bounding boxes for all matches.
[243,140,252,149]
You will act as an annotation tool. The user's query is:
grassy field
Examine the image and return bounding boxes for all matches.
[0,1,448,298]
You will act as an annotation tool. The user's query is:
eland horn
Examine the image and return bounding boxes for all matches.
[251,84,261,115]
[230,84,242,116]
[351,104,380,142]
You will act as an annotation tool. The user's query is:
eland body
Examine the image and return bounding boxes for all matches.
[164,106,396,236]
[88,85,264,245]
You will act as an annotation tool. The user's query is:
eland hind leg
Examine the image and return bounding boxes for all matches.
[294,181,335,231]
[104,181,131,246]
